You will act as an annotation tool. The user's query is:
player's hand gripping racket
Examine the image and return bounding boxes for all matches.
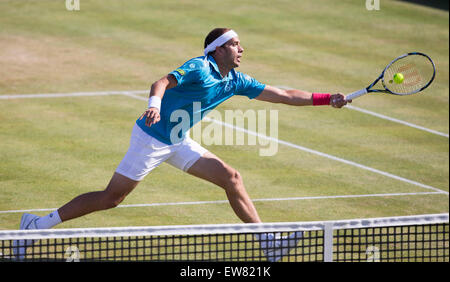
[345,52,436,101]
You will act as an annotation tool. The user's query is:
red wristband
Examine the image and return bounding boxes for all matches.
[312,93,331,106]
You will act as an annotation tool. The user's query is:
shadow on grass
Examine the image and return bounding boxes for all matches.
[397,0,449,11]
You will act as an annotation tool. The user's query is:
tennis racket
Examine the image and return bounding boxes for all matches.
[345,52,436,101]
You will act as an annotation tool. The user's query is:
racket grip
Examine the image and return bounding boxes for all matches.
[345,88,368,101]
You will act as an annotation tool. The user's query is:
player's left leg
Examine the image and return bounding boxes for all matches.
[186,152,262,223]
[165,137,261,224]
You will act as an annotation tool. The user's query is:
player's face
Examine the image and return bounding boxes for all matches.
[221,37,244,68]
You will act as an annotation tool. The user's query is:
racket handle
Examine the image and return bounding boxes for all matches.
[345,88,368,101]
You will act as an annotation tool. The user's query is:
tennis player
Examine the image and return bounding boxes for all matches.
[15,28,349,261]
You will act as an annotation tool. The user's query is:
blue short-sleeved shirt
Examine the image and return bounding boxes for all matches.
[136,55,266,145]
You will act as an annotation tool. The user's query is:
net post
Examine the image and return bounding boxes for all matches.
[324,223,334,262]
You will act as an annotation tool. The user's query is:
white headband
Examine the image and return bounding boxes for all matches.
[204,30,238,56]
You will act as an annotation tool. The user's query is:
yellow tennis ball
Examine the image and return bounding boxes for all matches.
[393,73,404,84]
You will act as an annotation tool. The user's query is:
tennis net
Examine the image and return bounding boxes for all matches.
[0,213,447,262]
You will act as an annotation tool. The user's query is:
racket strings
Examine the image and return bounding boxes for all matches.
[384,55,434,95]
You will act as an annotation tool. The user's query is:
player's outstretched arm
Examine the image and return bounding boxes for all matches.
[255,85,349,108]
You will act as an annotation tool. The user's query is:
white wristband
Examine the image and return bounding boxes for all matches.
[148,96,161,111]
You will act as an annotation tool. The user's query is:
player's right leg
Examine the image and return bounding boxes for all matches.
[17,173,140,233]
[57,172,140,222]
[13,123,170,258]
[13,172,139,259]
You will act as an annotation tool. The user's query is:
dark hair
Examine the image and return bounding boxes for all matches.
[204,28,231,55]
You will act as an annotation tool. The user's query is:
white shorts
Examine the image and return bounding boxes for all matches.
[116,124,208,181]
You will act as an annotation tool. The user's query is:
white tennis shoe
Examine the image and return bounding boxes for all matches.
[12,213,40,260]
[257,231,303,262]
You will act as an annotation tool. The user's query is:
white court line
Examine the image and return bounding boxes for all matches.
[2,89,448,138]
[203,116,448,194]
[0,90,147,99]
[1,90,448,195]
[345,105,449,138]
[0,191,444,214]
